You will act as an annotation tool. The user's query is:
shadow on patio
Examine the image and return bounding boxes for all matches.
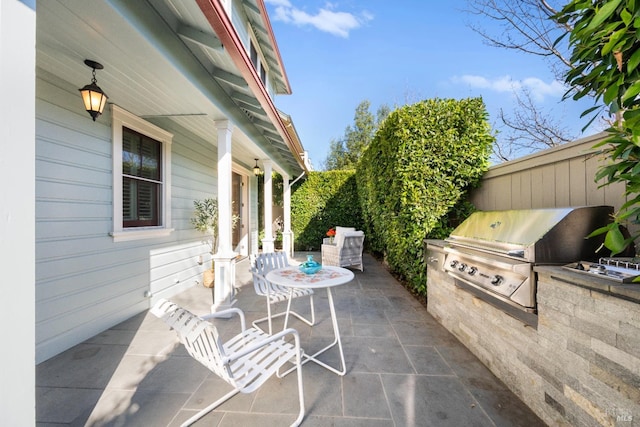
[36,253,545,426]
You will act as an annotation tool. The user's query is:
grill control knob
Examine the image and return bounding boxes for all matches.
[449,260,459,269]
[468,266,478,276]
[458,263,467,272]
[491,275,503,286]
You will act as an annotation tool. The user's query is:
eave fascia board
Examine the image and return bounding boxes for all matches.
[196,0,304,173]
[279,110,305,161]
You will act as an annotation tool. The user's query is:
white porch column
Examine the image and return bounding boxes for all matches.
[282,172,293,257]
[212,120,237,313]
[262,160,274,252]
[1,1,35,423]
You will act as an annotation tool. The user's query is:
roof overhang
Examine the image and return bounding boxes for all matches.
[35,0,307,176]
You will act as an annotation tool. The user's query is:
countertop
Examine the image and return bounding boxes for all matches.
[535,265,640,305]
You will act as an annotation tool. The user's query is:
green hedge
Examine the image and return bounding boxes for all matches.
[356,98,493,295]
[291,170,363,251]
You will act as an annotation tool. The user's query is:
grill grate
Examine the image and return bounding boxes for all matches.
[599,257,640,271]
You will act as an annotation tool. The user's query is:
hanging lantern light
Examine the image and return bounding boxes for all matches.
[253,159,261,176]
[79,59,108,121]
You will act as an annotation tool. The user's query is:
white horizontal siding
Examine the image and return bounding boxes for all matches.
[35,71,220,362]
[232,0,249,51]
[149,241,209,296]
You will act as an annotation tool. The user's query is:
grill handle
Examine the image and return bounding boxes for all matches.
[507,250,525,258]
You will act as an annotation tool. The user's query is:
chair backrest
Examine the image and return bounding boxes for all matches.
[250,252,290,295]
[336,230,364,249]
[334,226,355,247]
[151,299,233,383]
[339,233,365,257]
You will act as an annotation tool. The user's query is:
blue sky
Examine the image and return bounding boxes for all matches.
[264,0,595,169]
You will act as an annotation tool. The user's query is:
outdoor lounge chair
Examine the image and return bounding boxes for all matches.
[250,251,315,335]
[151,299,305,427]
[322,228,365,271]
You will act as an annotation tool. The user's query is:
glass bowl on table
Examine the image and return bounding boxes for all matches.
[299,254,322,274]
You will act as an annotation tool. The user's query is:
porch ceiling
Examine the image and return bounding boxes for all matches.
[35,0,304,176]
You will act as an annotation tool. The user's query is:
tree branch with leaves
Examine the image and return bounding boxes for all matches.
[555,0,640,255]
[323,100,390,170]
[466,0,585,159]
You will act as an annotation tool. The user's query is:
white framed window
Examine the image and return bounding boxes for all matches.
[111,105,174,242]
[249,36,268,86]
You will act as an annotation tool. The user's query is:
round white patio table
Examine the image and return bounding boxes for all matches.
[265,265,354,376]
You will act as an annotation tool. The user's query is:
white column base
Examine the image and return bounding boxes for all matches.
[262,238,275,253]
[212,253,237,315]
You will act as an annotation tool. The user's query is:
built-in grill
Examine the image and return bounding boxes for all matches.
[442,206,614,318]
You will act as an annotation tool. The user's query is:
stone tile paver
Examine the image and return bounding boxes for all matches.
[36,252,546,426]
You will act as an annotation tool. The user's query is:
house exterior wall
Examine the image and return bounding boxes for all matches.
[35,70,221,363]
[1,0,36,424]
[232,0,250,51]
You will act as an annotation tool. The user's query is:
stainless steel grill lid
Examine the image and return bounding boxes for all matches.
[445,206,613,263]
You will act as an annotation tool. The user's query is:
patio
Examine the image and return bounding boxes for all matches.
[36,253,545,427]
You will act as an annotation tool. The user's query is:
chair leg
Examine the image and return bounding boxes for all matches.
[251,300,276,335]
[284,295,315,329]
[252,297,315,334]
[274,335,306,427]
[180,388,240,427]
[267,299,273,335]
[292,345,305,427]
[307,294,315,326]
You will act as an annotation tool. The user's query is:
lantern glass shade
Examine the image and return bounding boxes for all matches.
[79,83,108,121]
[79,60,108,121]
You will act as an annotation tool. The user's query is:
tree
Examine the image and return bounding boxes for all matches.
[324,138,348,171]
[342,100,376,166]
[556,0,640,255]
[466,0,582,159]
[493,87,575,161]
[323,100,390,170]
[467,0,573,79]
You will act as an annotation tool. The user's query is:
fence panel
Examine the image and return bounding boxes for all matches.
[469,132,636,239]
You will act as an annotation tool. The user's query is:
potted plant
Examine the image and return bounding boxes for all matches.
[190,198,240,288]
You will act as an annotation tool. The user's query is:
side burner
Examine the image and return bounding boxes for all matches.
[564,258,640,283]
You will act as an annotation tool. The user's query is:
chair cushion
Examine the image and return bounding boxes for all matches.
[341,230,364,246]
[334,226,356,247]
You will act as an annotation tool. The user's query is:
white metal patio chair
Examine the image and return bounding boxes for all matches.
[151,298,305,427]
[250,251,315,335]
